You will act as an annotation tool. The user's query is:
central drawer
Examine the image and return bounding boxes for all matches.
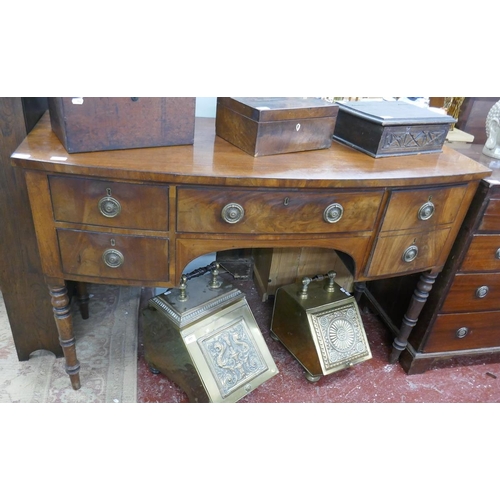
[49,176,169,231]
[176,187,384,234]
[57,229,169,281]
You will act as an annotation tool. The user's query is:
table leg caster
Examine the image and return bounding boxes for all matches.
[148,364,161,375]
[269,330,279,341]
[305,372,321,383]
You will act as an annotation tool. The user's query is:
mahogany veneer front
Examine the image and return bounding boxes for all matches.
[11,114,491,389]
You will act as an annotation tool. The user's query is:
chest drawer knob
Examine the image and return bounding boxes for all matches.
[495,248,500,260]
[455,327,470,339]
[402,244,419,263]
[221,203,245,224]
[323,203,344,223]
[98,196,122,218]
[102,249,124,268]
[418,200,435,221]
[476,285,490,298]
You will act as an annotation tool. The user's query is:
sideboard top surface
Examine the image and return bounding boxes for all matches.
[11,113,491,189]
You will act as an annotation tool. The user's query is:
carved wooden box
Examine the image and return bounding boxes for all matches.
[215,97,338,156]
[333,100,455,158]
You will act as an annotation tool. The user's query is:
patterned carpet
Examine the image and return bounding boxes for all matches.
[0,284,140,403]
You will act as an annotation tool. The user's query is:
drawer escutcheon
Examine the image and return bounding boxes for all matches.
[102,248,124,268]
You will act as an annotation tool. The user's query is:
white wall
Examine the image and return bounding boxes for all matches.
[195,97,217,117]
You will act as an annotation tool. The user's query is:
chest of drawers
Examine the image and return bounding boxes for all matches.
[10,115,490,389]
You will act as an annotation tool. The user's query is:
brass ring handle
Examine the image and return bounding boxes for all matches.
[98,196,122,218]
[402,245,418,263]
[455,327,469,339]
[323,203,344,223]
[221,203,244,224]
[102,249,124,268]
[418,201,435,221]
[476,286,489,298]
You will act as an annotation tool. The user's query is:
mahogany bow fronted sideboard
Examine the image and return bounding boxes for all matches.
[11,114,491,390]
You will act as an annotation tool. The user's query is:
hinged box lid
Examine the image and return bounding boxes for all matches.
[217,97,338,122]
[336,100,456,126]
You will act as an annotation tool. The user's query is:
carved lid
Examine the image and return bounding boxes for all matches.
[337,100,456,125]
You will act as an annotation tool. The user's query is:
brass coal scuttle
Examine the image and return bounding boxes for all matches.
[142,263,278,403]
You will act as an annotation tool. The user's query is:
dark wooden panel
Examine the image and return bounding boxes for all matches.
[456,97,500,144]
[0,97,61,360]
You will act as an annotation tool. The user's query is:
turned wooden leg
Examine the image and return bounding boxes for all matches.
[49,284,81,390]
[76,282,90,320]
[354,281,366,303]
[389,271,438,364]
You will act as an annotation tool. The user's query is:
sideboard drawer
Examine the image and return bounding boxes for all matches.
[460,234,500,272]
[57,229,169,281]
[50,176,169,231]
[423,311,500,352]
[367,227,450,277]
[441,273,500,313]
[380,184,468,232]
[177,187,383,234]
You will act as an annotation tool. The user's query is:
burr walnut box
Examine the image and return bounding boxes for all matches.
[48,97,195,153]
[215,97,339,156]
[333,100,456,158]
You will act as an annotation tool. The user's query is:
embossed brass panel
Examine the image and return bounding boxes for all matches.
[142,270,278,403]
[270,273,371,382]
